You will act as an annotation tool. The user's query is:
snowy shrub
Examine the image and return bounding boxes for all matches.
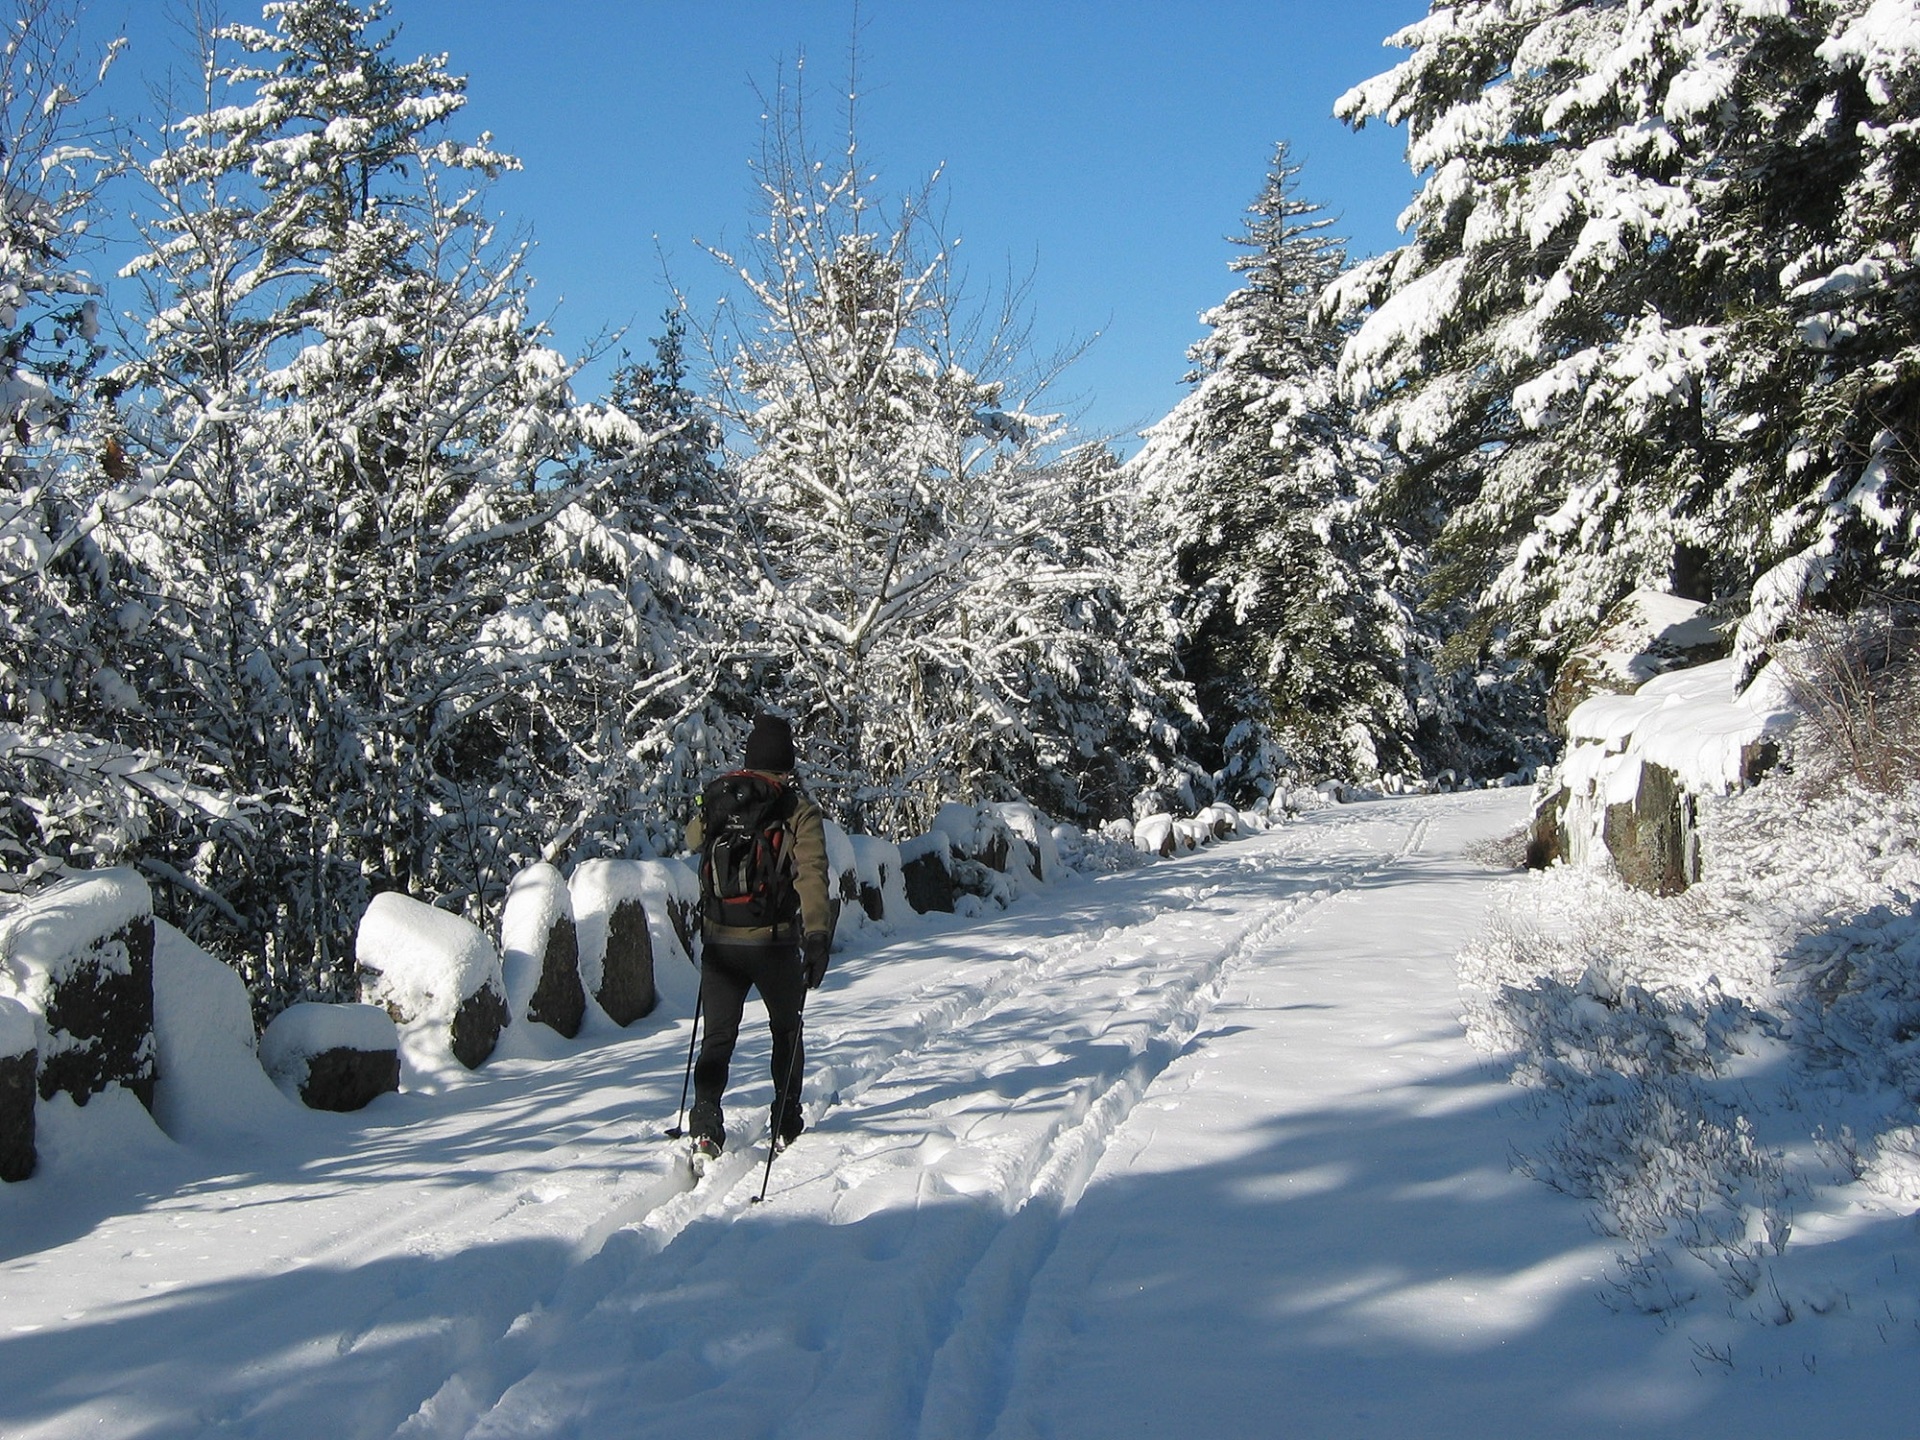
[1466,763,1920,1320]
[1049,821,1144,877]
[1773,607,1920,796]
[1785,900,1920,1102]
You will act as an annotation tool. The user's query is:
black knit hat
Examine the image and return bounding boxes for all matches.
[743,713,795,772]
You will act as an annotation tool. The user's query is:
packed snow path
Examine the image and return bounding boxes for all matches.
[5,791,1897,1438]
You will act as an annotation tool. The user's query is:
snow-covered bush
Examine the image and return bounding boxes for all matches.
[1773,607,1920,796]
[1465,759,1920,1320]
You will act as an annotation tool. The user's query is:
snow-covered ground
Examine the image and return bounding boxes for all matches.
[2,790,1914,1438]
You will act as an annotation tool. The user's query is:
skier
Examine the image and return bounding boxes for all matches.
[683,713,833,1168]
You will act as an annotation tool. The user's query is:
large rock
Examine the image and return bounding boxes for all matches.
[823,820,859,939]
[570,860,658,1027]
[850,834,909,924]
[0,868,156,1109]
[1603,761,1697,897]
[931,803,1037,905]
[261,1002,400,1112]
[932,802,1037,882]
[1541,655,1798,892]
[357,892,509,1070]
[994,802,1061,884]
[1547,589,1729,736]
[0,995,35,1181]
[1526,786,1567,872]
[1134,814,1177,858]
[500,864,587,1039]
[899,834,957,914]
[151,920,291,1141]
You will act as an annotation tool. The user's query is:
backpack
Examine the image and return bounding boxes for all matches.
[697,770,798,929]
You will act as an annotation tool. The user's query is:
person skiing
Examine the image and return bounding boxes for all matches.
[682,712,832,1167]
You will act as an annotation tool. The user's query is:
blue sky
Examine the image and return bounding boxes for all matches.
[88,0,1428,451]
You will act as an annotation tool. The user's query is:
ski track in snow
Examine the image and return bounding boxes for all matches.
[0,795,1497,1440]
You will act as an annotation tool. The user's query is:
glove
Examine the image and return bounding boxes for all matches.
[803,932,830,989]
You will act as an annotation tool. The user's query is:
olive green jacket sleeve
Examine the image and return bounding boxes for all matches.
[787,788,833,940]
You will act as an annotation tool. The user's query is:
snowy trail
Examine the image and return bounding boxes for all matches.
[406,801,1456,1439]
[32,788,1865,1439]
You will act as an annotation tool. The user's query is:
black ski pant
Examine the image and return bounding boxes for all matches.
[688,937,805,1144]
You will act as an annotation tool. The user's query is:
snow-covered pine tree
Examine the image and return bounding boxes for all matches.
[697,68,1074,834]
[1744,2,1920,672]
[536,313,736,863]
[1333,0,1920,682]
[986,442,1204,823]
[110,0,634,1006]
[1133,142,1414,795]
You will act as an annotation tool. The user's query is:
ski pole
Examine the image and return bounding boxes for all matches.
[664,988,704,1140]
[753,1013,804,1205]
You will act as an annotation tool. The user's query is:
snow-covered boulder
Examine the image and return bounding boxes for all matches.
[1547,589,1729,736]
[823,820,859,940]
[630,858,701,1014]
[0,868,156,1109]
[931,802,1035,883]
[994,802,1060,884]
[850,834,909,926]
[1134,814,1176,858]
[151,920,290,1141]
[0,994,34,1181]
[1533,656,1798,893]
[499,864,586,1038]
[899,832,957,914]
[570,860,672,1027]
[260,1002,400,1112]
[356,893,509,1070]
[1194,803,1243,842]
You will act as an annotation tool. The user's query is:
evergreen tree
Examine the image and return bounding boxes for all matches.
[542,313,735,861]
[1332,0,1920,681]
[1134,143,1414,794]
[994,442,1204,822]
[108,0,639,1006]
